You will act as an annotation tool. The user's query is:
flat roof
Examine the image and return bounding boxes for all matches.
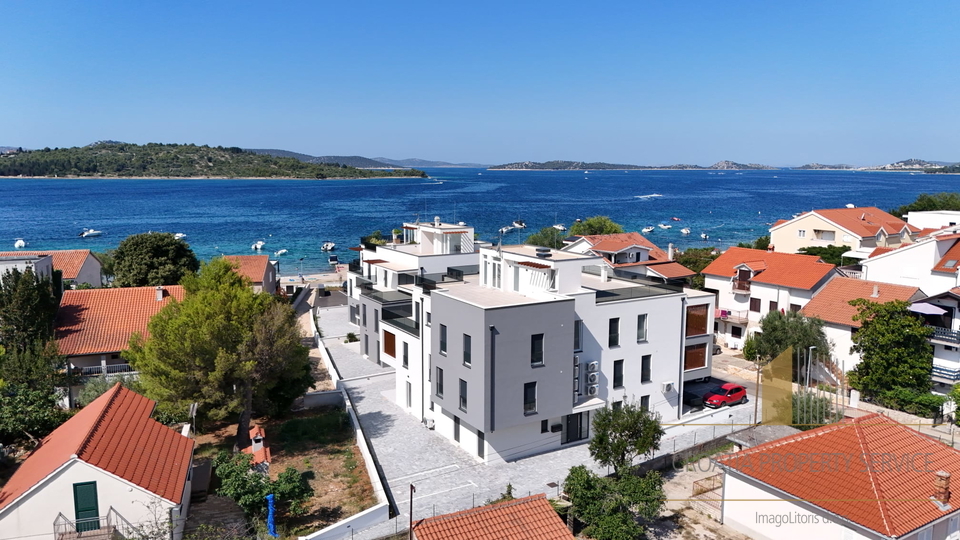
[436,281,567,309]
[369,260,418,272]
[496,244,598,262]
[404,221,474,231]
[0,255,49,262]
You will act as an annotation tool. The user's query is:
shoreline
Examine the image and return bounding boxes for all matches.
[0,175,426,181]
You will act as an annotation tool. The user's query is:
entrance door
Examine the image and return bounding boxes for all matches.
[73,482,100,532]
[562,413,586,444]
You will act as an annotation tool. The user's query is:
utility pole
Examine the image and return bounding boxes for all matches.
[408,484,416,540]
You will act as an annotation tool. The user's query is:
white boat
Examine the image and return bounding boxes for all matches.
[174,233,187,240]
[552,224,567,231]
[583,170,589,174]
[681,228,691,235]
[700,232,709,240]
[321,241,336,251]
[634,193,663,199]
[274,249,288,256]
[14,238,26,249]
[512,220,526,229]
[642,226,655,233]
[252,240,265,251]
[845,203,856,208]
[79,228,103,238]
[499,226,515,235]
[329,254,339,265]
[658,223,672,230]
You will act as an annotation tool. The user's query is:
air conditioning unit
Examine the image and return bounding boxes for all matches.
[587,372,600,384]
[661,381,675,393]
[587,384,599,396]
[587,361,600,372]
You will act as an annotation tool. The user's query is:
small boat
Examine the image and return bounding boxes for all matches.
[583,170,589,174]
[14,238,26,249]
[634,193,663,199]
[512,219,526,229]
[329,254,339,265]
[642,226,655,233]
[658,223,672,230]
[845,203,856,209]
[499,226,515,235]
[553,224,567,232]
[174,233,187,240]
[79,228,103,238]
[252,240,265,251]
[274,249,288,256]
[700,232,709,240]
[321,241,336,251]
[671,217,681,222]
[681,228,691,235]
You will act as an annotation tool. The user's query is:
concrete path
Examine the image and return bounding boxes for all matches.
[316,304,357,340]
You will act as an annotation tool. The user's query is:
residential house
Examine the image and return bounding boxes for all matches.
[716,413,960,540]
[702,247,836,349]
[801,277,923,372]
[562,232,695,283]
[411,493,574,540]
[769,206,919,260]
[55,285,185,405]
[0,254,53,280]
[0,383,194,540]
[908,288,960,390]
[0,250,100,287]
[223,255,278,294]
[904,210,960,230]
[861,228,960,297]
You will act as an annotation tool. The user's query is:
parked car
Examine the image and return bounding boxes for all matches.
[713,344,722,355]
[703,382,747,408]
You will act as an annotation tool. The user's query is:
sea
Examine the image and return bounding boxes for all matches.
[1,168,955,275]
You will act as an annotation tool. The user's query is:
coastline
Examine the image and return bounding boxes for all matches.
[0,175,425,181]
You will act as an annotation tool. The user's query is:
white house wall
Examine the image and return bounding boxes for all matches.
[824,322,860,372]
[0,459,179,540]
[862,240,955,295]
[75,255,103,287]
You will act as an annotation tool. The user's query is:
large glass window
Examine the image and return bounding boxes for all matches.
[463,334,472,366]
[524,382,537,414]
[374,309,379,332]
[684,344,707,371]
[362,304,367,326]
[641,354,652,383]
[459,379,467,411]
[531,334,544,366]
[613,359,624,388]
[436,367,444,397]
[440,324,447,354]
[685,305,708,336]
[402,341,409,369]
[573,320,583,352]
[637,314,648,342]
[609,318,620,347]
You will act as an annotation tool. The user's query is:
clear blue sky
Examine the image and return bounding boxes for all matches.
[2,1,957,166]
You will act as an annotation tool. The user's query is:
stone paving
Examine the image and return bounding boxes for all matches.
[315,304,356,340]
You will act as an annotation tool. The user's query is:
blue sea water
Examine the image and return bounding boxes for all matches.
[0,169,955,275]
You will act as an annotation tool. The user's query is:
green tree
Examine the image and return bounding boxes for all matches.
[213,451,313,518]
[0,341,68,391]
[0,382,70,445]
[0,268,58,352]
[524,227,566,249]
[126,259,312,445]
[569,216,624,236]
[797,244,852,266]
[113,232,200,287]
[737,235,770,250]
[743,310,829,366]
[891,192,960,218]
[589,400,664,474]
[849,299,933,398]
[563,465,665,540]
[93,249,116,284]
[674,247,720,290]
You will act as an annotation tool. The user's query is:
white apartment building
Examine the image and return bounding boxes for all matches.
[346,223,714,463]
[702,247,836,349]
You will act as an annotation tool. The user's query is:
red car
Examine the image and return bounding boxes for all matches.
[703,383,747,408]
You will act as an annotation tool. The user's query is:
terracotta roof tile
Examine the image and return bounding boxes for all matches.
[581,232,668,261]
[645,261,696,279]
[413,494,574,540]
[0,249,95,280]
[868,246,895,258]
[518,261,551,269]
[809,207,915,238]
[801,277,921,327]
[241,426,271,465]
[933,240,960,274]
[918,227,946,238]
[224,255,269,284]
[717,414,960,537]
[702,247,835,290]
[55,285,185,356]
[0,384,193,512]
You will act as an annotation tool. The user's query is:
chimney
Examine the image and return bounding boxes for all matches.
[668,243,674,261]
[434,216,441,226]
[156,286,164,302]
[767,244,774,253]
[934,471,951,506]
[871,285,879,298]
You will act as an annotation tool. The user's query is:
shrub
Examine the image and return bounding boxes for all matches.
[345,332,359,343]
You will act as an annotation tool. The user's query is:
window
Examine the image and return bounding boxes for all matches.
[374,309,379,332]
[541,419,548,433]
[426,312,431,327]
[454,416,460,442]
[364,335,369,355]
[439,324,447,354]
[917,527,932,540]
[436,367,444,397]
[613,401,622,411]
[524,382,537,415]
[384,331,396,358]
[684,343,707,371]
[790,303,801,312]
[947,260,959,269]
[573,320,583,352]
[463,334,472,366]
[459,379,467,411]
[531,334,544,366]
[477,430,484,458]
[685,305,708,336]
[402,342,409,369]
[637,314,648,341]
[641,354,652,383]
[731,326,743,339]
[362,304,367,326]
[640,395,650,411]
[797,229,806,238]
[769,301,778,313]
[749,298,761,313]
[948,515,959,535]
[609,317,620,347]
[613,359,624,388]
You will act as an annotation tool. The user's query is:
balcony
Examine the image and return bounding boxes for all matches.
[383,304,419,337]
[591,283,681,304]
[933,364,960,383]
[348,259,363,276]
[360,289,411,304]
[732,280,751,294]
[929,326,960,344]
[54,508,139,540]
[76,363,136,378]
[716,308,749,325]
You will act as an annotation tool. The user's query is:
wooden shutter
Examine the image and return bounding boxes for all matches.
[384,331,396,358]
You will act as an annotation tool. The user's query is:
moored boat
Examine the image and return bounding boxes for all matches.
[642,226,654,233]
[321,241,336,251]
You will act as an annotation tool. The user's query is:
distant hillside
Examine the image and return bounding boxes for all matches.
[247,149,396,168]
[872,158,944,170]
[0,143,427,179]
[793,163,855,170]
[375,157,491,168]
[928,164,960,174]
[708,160,778,170]
[490,160,650,170]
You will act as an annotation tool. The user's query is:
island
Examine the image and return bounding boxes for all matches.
[489,159,778,170]
[0,142,428,179]
[793,163,856,170]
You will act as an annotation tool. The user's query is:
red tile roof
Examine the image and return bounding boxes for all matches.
[808,207,917,238]
[717,414,960,537]
[0,384,193,512]
[55,285,185,356]
[933,240,960,274]
[868,246,896,258]
[0,249,95,280]
[518,261,551,269]
[241,426,271,465]
[702,247,835,290]
[645,261,696,279]
[224,255,269,284]
[801,277,921,327]
[918,227,946,238]
[581,232,668,260]
[412,494,574,540]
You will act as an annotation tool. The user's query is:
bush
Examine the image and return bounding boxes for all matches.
[214,451,313,518]
[875,387,946,418]
[345,332,359,343]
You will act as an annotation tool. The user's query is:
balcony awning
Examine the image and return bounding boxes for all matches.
[443,231,467,235]
[402,226,418,230]
[348,246,363,251]
[910,302,947,315]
